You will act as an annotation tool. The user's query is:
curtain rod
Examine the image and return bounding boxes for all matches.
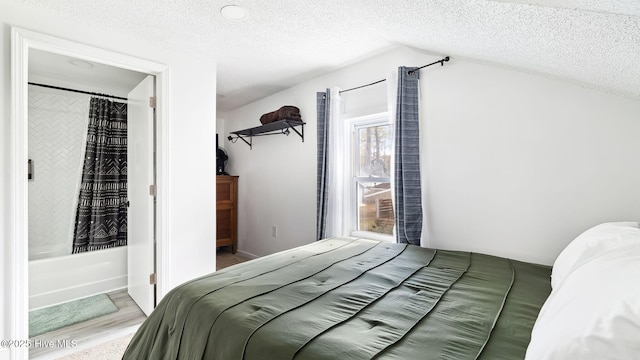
[28,82,127,101]
[339,56,450,94]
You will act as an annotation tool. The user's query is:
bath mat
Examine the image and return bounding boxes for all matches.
[29,294,118,337]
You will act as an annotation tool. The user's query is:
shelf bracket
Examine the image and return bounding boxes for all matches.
[288,124,304,142]
[236,134,252,149]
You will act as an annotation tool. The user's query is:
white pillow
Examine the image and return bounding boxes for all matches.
[526,228,640,360]
[551,222,640,289]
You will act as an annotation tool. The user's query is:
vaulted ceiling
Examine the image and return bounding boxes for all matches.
[22,0,640,112]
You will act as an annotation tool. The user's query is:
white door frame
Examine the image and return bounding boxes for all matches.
[9,27,171,360]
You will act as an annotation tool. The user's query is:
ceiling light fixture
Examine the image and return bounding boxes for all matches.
[220,5,247,21]
[68,59,94,68]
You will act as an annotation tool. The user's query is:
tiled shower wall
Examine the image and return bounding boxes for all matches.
[28,88,90,260]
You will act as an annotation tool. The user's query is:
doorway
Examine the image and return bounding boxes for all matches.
[27,48,149,310]
[10,27,169,359]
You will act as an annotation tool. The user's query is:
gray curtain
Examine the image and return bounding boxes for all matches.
[394,67,423,245]
[72,97,128,253]
[316,89,330,241]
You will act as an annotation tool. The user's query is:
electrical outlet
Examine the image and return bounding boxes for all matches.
[272,225,277,237]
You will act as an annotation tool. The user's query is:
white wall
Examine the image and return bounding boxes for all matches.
[1,3,217,357]
[222,46,640,266]
[422,58,640,264]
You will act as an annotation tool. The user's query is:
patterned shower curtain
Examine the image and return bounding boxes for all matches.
[72,97,128,253]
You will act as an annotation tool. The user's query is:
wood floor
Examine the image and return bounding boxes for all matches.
[217,246,250,270]
[30,249,249,359]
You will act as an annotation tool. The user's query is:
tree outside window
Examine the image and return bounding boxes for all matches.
[353,116,394,237]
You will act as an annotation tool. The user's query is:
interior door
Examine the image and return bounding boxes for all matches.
[127,75,156,316]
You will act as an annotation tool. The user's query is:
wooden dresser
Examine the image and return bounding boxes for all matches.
[216,175,238,253]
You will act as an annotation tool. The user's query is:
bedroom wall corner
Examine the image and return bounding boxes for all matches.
[223,47,432,258]
[224,45,640,267]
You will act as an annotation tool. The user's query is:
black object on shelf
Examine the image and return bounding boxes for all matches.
[228,119,305,149]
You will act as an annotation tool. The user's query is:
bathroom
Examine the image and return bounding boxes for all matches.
[27,47,149,326]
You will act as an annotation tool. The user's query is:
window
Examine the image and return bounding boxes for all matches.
[349,113,394,241]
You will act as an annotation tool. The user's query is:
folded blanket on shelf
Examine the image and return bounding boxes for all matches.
[259,105,302,124]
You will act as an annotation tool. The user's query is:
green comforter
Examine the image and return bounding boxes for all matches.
[123,238,551,359]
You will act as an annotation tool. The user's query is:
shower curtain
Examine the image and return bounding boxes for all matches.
[72,97,128,253]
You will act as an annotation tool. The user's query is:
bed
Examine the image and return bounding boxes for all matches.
[123,237,553,359]
[124,223,640,359]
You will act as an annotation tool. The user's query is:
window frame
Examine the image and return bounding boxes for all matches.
[347,112,394,242]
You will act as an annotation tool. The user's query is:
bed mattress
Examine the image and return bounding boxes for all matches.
[123,237,551,360]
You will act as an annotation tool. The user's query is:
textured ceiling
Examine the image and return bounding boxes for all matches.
[18,0,640,112]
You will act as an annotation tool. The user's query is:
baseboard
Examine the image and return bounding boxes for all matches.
[236,250,259,260]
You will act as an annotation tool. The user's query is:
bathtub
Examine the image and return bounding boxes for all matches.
[29,246,128,310]
[29,243,69,261]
